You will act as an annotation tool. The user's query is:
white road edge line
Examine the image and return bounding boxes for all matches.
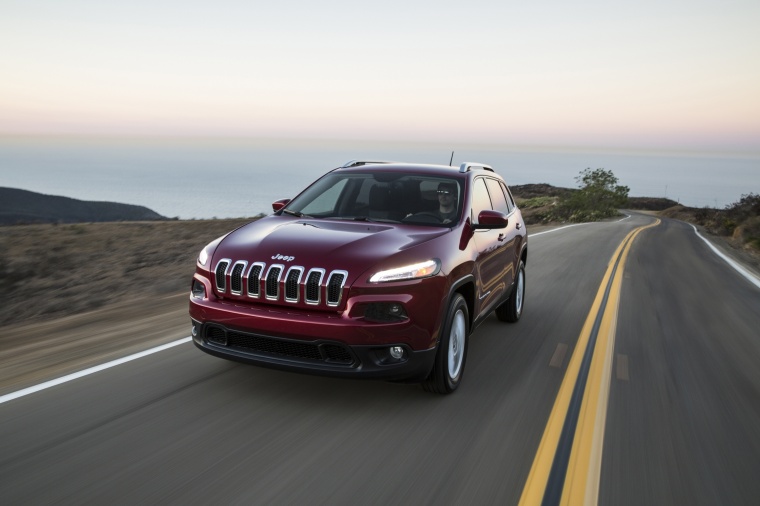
[531,214,631,238]
[691,224,760,290]
[531,223,587,237]
[0,337,192,406]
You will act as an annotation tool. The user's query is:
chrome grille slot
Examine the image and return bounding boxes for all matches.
[215,259,230,293]
[230,261,247,295]
[305,269,325,305]
[285,267,304,302]
[247,263,265,298]
[266,265,283,300]
[327,270,348,306]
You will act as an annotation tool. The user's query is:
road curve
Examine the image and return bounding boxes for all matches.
[1,213,759,505]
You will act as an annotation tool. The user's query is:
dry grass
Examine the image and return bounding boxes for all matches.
[1,219,252,326]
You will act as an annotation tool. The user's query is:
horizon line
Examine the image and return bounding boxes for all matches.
[1,132,759,159]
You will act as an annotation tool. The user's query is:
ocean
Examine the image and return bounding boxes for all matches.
[1,137,758,220]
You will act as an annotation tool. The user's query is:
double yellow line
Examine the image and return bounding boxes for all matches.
[519,218,660,506]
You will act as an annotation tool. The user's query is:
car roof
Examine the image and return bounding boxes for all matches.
[335,161,499,178]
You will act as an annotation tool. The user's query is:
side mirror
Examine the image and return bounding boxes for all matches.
[272,199,290,212]
[474,210,509,230]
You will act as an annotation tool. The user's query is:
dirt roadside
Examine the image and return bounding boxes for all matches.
[1,218,251,397]
[0,293,190,397]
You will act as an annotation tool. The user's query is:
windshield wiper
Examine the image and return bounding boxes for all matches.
[282,209,314,219]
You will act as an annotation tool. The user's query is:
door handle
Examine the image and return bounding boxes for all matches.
[498,233,506,242]
[516,223,521,230]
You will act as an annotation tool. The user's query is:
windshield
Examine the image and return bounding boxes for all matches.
[282,172,463,226]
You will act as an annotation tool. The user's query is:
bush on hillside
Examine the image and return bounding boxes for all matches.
[553,168,629,222]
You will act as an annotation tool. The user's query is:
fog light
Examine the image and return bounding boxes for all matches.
[192,280,206,299]
[364,302,408,322]
[191,324,198,337]
[390,346,405,360]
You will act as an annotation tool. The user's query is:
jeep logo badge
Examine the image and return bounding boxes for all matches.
[271,254,295,262]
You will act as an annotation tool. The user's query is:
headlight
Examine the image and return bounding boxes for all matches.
[369,259,440,283]
[198,246,211,267]
[198,235,226,267]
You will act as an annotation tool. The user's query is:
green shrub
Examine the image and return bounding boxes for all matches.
[520,196,556,209]
[554,168,629,222]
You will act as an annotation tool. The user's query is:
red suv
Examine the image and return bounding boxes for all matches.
[190,161,527,393]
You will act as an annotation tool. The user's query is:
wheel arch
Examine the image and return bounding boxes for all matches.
[447,274,476,330]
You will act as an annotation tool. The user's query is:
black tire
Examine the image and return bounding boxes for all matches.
[496,260,525,323]
[422,294,469,394]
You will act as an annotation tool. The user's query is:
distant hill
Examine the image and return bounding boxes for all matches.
[511,183,681,225]
[0,187,167,225]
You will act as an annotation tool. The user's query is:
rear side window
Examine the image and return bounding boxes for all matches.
[502,183,516,212]
[485,178,511,215]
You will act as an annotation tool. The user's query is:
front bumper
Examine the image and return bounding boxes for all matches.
[191,319,437,381]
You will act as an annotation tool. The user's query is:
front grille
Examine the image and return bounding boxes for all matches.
[305,269,324,304]
[230,262,246,294]
[266,266,283,299]
[247,263,264,297]
[215,260,230,292]
[214,260,348,308]
[285,267,303,302]
[323,345,353,363]
[207,326,227,345]
[205,325,355,365]
[327,271,347,306]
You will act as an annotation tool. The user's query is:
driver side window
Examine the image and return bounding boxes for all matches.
[470,178,493,225]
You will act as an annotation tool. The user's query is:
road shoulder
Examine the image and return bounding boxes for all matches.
[0,292,189,396]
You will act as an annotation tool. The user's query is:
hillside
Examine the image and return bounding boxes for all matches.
[510,183,679,225]
[511,183,759,260]
[1,219,251,326]
[0,187,166,225]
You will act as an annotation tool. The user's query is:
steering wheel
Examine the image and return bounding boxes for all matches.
[403,211,442,224]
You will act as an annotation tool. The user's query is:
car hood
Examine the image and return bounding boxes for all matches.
[213,216,448,278]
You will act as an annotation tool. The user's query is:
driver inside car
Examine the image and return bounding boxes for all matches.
[435,182,458,224]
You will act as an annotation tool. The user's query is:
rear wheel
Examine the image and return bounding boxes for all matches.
[423,294,469,394]
[496,260,525,323]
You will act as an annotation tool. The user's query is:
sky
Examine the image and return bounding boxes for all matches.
[1,0,759,152]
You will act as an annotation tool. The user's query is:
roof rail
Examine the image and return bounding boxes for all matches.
[459,162,494,173]
[341,160,393,168]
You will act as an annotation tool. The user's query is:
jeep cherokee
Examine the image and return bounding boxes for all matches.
[189,160,527,394]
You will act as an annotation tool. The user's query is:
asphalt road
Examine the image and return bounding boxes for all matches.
[2,213,759,505]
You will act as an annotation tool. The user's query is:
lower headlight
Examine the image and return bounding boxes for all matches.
[191,280,206,299]
[364,302,408,322]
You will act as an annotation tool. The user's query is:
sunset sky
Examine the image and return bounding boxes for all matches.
[2,0,759,152]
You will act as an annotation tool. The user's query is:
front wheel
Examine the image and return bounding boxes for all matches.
[496,260,525,323]
[423,294,469,394]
